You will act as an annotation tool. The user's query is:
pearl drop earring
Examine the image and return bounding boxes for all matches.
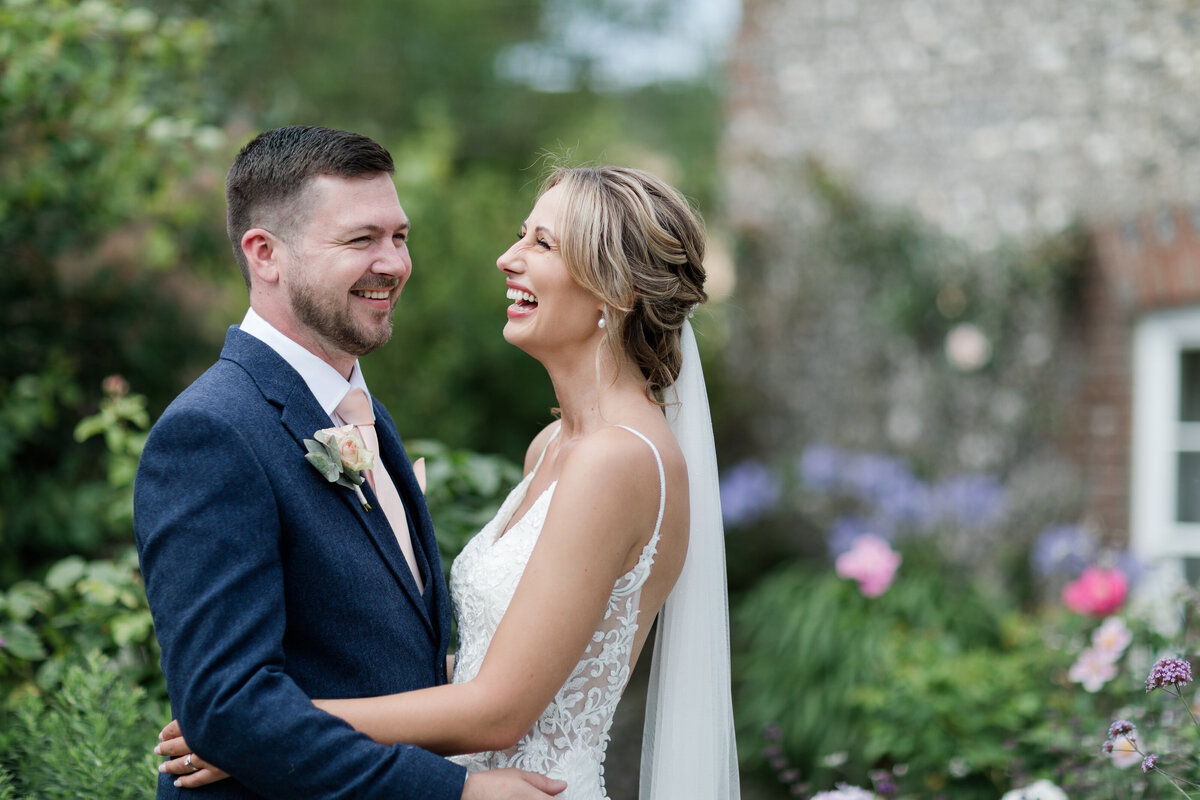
[598,317,606,329]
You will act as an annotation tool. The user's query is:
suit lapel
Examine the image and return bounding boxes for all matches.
[221,327,437,638]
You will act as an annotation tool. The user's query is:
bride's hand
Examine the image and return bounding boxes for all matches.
[154,719,230,788]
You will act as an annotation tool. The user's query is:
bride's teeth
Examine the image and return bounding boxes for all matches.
[505,288,537,304]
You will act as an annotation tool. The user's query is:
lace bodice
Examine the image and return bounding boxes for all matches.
[448,426,665,800]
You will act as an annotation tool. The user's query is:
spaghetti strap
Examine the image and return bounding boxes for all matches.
[613,425,667,549]
[528,424,561,477]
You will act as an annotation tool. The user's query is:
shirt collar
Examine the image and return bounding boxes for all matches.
[239,307,370,419]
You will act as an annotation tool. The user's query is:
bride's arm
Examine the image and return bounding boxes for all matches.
[316,428,660,755]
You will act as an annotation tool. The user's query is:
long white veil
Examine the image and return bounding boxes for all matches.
[640,318,740,799]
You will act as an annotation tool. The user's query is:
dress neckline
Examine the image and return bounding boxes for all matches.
[493,426,562,542]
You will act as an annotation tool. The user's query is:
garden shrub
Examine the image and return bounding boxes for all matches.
[0,651,163,800]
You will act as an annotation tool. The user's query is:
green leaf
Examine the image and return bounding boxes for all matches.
[109,611,153,647]
[77,577,119,606]
[5,581,51,621]
[305,452,339,482]
[45,556,87,592]
[0,621,47,660]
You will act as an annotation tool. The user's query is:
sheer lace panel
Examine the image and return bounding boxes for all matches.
[449,426,665,800]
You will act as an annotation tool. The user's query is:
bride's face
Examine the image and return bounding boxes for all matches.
[496,186,603,357]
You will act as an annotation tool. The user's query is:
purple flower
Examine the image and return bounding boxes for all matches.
[841,452,915,505]
[872,474,930,531]
[719,460,781,528]
[1031,524,1096,578]
[798,444,843,492]
[1108,720,1136,739]
[927,474,1006,529]
[1101,740,1114,754]
[1142,754,1158,773]
[1145,657,1192,692]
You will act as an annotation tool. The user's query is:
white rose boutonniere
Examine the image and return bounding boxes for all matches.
[304,425,374,510]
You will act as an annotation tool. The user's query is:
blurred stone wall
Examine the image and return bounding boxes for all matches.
[724,0,1200,244]
[720,0,1200,543]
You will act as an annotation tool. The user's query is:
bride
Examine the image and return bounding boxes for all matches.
[158,165,739,799]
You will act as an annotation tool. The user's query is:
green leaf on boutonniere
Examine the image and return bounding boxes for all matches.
[304,428,373,511]
[304,451,340,481]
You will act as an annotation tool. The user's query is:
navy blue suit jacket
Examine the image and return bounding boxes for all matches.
[134,327,466,799]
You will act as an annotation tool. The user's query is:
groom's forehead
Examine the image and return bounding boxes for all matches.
[299,174,409,234]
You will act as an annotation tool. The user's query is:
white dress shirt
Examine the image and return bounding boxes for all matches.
[238,307,370,424]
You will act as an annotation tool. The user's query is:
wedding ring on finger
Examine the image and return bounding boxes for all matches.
[184,754,199,773]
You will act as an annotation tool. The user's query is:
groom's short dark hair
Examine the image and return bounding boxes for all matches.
[226,125,395,287]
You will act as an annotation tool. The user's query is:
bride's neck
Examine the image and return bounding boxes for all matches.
[548,356,646,440]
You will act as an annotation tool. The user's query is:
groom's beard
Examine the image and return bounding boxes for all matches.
[289,276,397,357]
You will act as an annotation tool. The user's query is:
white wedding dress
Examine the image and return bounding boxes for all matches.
[448,425,665,800]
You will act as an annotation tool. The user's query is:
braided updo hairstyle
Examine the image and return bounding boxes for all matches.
[544,165,708,399]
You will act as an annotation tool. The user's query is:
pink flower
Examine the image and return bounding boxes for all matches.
[836,535,901,597]
[1062,567,1128,616]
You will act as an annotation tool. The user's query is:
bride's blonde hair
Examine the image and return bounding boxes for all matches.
[543,165,708,399]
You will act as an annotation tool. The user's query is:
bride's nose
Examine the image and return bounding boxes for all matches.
[497,240,523,274]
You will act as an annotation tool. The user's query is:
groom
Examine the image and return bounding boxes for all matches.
[134,126,563,799]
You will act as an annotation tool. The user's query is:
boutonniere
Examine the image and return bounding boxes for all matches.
[304,425,374,511]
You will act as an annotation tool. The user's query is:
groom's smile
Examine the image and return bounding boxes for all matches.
[277,173,411,370]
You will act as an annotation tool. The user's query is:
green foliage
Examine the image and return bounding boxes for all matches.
[0,651,163,800]
[0,373,154,583]
[734,542,1117,798]
[1,0,234,579]
[0,547,162,706]
[408,439,523,578]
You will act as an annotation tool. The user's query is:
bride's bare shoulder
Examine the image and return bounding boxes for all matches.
[567,420,685,494]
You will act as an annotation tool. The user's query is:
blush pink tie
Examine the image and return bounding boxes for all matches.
[336,388,424,593]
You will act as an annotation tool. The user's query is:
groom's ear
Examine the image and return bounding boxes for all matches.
[242,228,283,285]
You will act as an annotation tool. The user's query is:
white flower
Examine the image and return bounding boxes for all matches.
[944,322,992,371]
[1068,646,1118,692]
[1000,778,1068,800]
[1109,734,1142,769]
[810,785,876,800]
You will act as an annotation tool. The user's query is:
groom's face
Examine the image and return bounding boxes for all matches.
[278,173,411,362]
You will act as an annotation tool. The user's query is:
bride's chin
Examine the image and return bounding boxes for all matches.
[501,322,531,349]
